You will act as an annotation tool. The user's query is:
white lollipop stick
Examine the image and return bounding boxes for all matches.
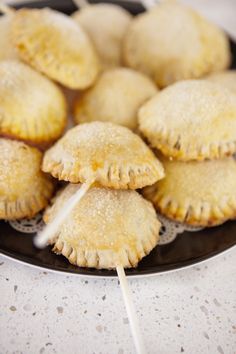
[72,0,89,9]
[0,2,14,14]
[116,265,146,354]
[34,180,93,248]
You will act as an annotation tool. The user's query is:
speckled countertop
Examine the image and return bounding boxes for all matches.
[0,247,236,354]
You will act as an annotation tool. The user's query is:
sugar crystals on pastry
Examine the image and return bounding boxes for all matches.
[143,156,236,227]
[42,121,164,189]
[0,60,67,147]
[73,68,157,130]
[123,1,230,88]
[139,80,236,161]
[72,3,132,69]
[44,184,160,269]
[11,7,100,89]
[207,70,236,95]
[0,138,54,220]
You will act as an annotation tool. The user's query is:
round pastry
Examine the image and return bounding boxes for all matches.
[73,68,157,130]
[72,3,132,69]
[11,8,100,89]
[0,60,67,146]
[0,138,54,220]
[0,15,18,61]
[44,184,160,269]
[207,70,236,94]
[138,80,236,161]
[143,156,236,227]
[42,121,164,189]
[123,1,231,88]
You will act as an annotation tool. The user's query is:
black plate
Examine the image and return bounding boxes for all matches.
[0,0,236,277]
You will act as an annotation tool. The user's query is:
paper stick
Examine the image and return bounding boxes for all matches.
[72,0,89,9]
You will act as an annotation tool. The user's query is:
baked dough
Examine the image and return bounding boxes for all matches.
[0,60,67,146]
[0,138,54,220]
[73,68,157,130]
[139,80,236,161]
[123,1,230,88]
[72,4,131,69]
[44,184,160,269]
[11,8,100,89]
[207,70,236,95]
[143,156,236,227]
[42,121,164,189]
[0,15,18,61]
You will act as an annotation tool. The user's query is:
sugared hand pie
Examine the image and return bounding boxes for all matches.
[139,80,236,161]
[11,8,100,89]
[42,121,164,189]
[73,68,157,130]
[44,184,160,269]
[0,15,18,61]
[0,138,54,220]
[143,156,236,227]
[72,3,131,69]
[0,60,67,146]
[207,70,236,94]
[123,1,230,87]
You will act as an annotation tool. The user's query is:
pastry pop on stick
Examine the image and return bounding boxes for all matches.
[73,67,157,130]
[72,0,132,69]
[0,60,67,147]
[0,4,100,89]
[35,121,164,247]
[44,184,161,353]
[0,14,18,61]
[138,80,236,161]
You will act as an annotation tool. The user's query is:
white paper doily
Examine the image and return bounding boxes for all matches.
[8,213,203,245]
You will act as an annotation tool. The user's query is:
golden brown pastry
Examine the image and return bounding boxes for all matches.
[143,156,236,227]
[44,184,160,269]
[72,3,132,69]
[73,68,157,130]
[42,121,164,189]
[0,15,18,61]
[0,60,67,146]
[0,138,54,220]
[123,1,230,88]
[207,70,236,94]
[139,80,236,161]
[11,8,100,89]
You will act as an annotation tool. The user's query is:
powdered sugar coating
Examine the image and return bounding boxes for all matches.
[42,122,164,189]
[139,80,236,161]
[0,138,54,220]
[44,184,160,269]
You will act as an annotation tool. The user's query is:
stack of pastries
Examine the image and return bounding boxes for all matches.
[0,0,235,269]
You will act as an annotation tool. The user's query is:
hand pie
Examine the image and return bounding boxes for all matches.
[0,15,18,61]
[72,4,132,69]
[139,80,236,161]
[123,1,230,88]
[73,68,157,130]
[0,60,67,147]
[0,138,54,220]
[42,121,164,189]
[143,156,236,227]
[207,70,236,95]
[44,184,160,269]
[11,8,100,89]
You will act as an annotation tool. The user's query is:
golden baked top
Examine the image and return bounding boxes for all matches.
[0,60,67,146]
[143,156,236,226]
[73,67,157,130]
[44,184,160,269]
[139,80,236,161]
[42,121,164,189]
[11,8,100,89]
[0,138,54,220]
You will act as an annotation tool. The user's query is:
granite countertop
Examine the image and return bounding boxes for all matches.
[1,1,236,353]
[0,248,236,354]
